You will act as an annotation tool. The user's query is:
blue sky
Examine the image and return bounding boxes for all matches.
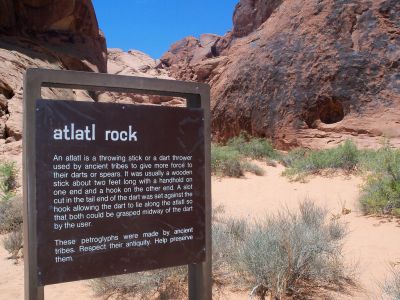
[92,0,238,58]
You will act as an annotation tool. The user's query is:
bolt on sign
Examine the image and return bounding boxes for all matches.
[23,69,211,300]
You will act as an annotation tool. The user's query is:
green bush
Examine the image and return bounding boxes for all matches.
[227,133,279,160]
[211,145,243,177]
[211,133,282,177]
[233,201,350,299]
[0,196,23,233]
[280,148,307,168]
[242,161,265,176]
[360,147,400,216]
[0,161,17,201]
[283,140,359,180]
[211,144,264,177]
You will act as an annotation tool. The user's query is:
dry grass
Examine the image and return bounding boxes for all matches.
[232,201,354,299]
[0,196,23,234]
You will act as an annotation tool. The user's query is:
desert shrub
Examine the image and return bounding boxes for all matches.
[360,147,400,216]
[283,140,359,180]
[212,213,247,273]
[357,139,397,172]
[90,207,242,299]
[227,133,279,161]
[211,145,243,177]
[242,161,265,176]
[90,203,352,299]
[279,148,307,168]
[383,267,400,300]
[2,226,23,260]
[212,208,250,295]
[90,266,187,300]
[211,133,281,177]
[0,196,23,233]
[212,218,240,289]
[211,144,264,177]
[0,161,17,200]
[233,201,350,299]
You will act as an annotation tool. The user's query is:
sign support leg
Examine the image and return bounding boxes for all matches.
[23,72,44,300]
[187,93,212,300]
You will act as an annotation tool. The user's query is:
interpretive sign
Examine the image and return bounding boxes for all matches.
[35,100,205,285]
[23,69,211,300]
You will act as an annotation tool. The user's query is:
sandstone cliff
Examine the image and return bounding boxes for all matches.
[162,0,400,149]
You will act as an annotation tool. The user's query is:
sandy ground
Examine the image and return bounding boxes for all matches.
[0,163,399,299]
[213,164,400,299]
[0,246,95,299]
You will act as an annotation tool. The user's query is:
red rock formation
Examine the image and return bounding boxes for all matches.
[160,34,229,82]
[0,0,107,167]
[162,0,400,149]
[98,48,184,107]
[0,0,107,72]
[232,0,282,37]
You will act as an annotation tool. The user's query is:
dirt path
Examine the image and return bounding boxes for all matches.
[0,163,398,299]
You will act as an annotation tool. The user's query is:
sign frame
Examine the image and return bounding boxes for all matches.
[23,68,211,300]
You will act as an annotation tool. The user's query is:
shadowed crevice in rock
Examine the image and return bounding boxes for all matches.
[319,100,345,125]
[0,80,14,100]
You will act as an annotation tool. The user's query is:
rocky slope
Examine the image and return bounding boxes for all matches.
[162,0,400,149]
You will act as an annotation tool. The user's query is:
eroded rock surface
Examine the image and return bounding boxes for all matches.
[98,48,184,107]
[232,0,282,37]
[0,0,107,72]
[162,0,400,149]
[160,34,231,82]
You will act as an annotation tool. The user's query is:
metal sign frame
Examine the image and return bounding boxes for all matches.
[23,68,212,300]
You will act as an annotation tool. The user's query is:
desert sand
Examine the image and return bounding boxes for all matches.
[213,163,400,299]
[0,163,399,299]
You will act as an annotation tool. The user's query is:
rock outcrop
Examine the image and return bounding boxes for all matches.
[160,34,231,82]
[232,0,282,37]
[0,0,107,72]
[0,0,107,171]
[162,0,400,149]
[98,48,184,106]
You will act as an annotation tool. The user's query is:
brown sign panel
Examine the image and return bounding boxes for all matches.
[35,99,205,285]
